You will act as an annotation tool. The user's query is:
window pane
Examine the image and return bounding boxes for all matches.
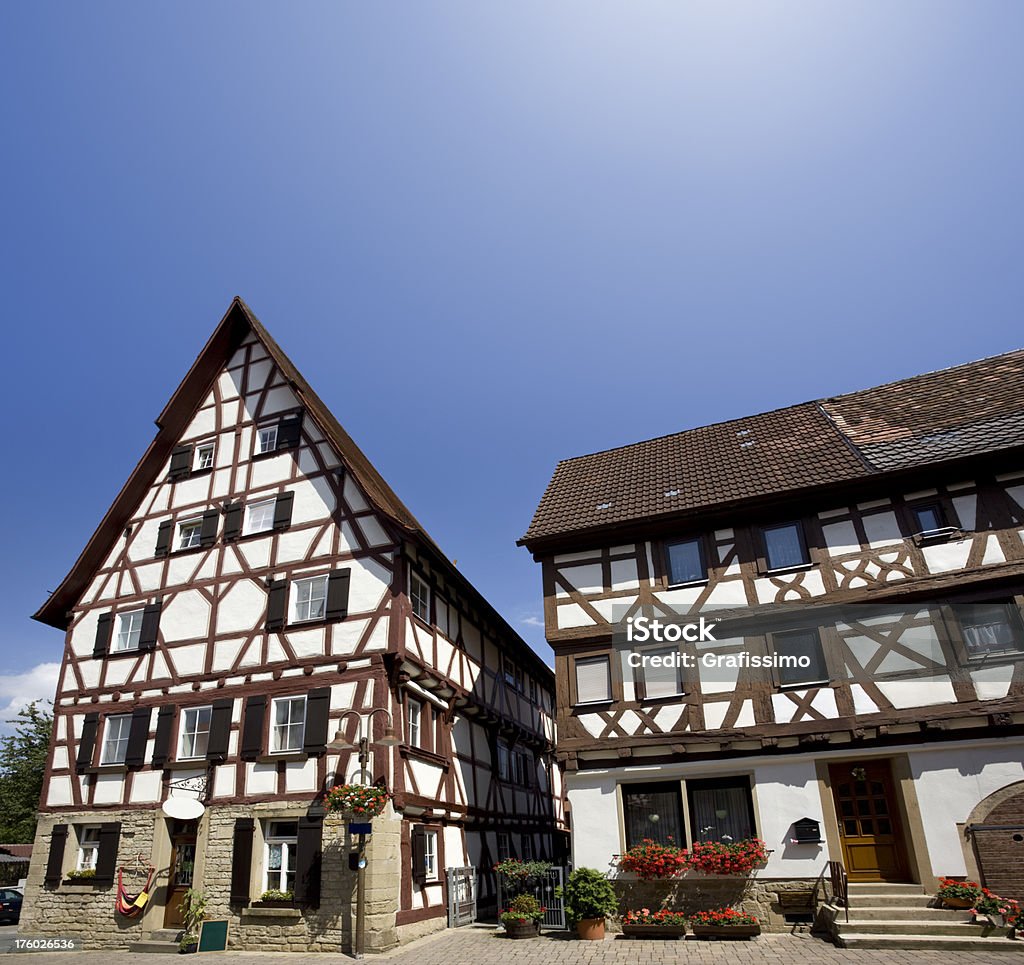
[643,648,684,698]
[623,782,684,848]
[272,698,306,751]
[245,499,276,535]
[667,540,704,585]
[689,781,754,842]
[959,604,1023,656]
[913,505,943,532]
[116,611,143,651]
[764,523,807,569]
[775,629,828,686]
[258,426,278,453]
[575,656,610,703]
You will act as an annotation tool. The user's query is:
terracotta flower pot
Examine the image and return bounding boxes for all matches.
[942,896,974,909]
[576,917,606,940]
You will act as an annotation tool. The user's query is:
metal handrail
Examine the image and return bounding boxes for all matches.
[827,859,849,923]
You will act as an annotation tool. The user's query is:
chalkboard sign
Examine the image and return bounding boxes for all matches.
[198,919,230,952]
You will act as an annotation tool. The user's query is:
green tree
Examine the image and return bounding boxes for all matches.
[0,702,53,843]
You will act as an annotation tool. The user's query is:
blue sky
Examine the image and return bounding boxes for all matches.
[1,2,1021,727]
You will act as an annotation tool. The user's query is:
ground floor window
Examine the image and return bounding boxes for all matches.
[423,830,438,881]
[264,821,298,893]
[622,781,684,849]
[77,826,101,871]
[687,777,755,843]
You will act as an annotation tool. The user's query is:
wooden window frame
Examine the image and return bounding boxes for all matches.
[76,825,102,872]
[243,498,277,537]
[768,626,831,689]
[177,705,213,762]
[635,645,689,701]
[263,820,298,894]
[193,441,215,473]
[112,608,144,653]
[686,775,757,844]
[758,520,812,574]
[410,571,431,625]
[664,535,709,588]
[269,696,307,754]
[571,653,614,706]
[620,780,686,850]
[99,714,132,766]
[946,600,1024,664]
[290,574,329,624]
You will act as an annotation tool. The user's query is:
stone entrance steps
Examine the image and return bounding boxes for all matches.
[128,929,182,954]
[830,882,1018,952]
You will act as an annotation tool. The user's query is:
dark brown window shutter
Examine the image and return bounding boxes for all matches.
[277,413,303,449]
[151,705,176,768]
[199,509,220,547]
[155,521,173,557]
[240,695,266,761]
[93,613,113,658]
[44,825,68,886]
[265,580,287,631]
[94,822,121,886]
[168,446,192,479]
[411,827,427,882]
[293,815,323,908]
[223,503,243,541]
[272,492,294,531]
[325,569,351,621]
[206,698,233,763]
[124,707,151,769]
[230,818,254,905]
[76,712,99,772]
[303,688,331,755]
[139,602,161,651]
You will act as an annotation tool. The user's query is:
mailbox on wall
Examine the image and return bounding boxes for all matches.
[792,817,823,844]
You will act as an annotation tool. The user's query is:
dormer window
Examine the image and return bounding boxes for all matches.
[194,443,215,471]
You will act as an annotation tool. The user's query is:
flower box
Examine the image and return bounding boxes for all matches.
[942,896,974,909]
[690,924,761,939]
[621,923,686,939]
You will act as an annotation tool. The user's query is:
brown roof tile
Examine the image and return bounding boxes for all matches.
[521,349,1024,546]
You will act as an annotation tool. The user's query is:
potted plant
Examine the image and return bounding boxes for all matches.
[972,889,1020,928]
[254,889,294,908]
[687,839,769,876]
[557,867,618,940]
[65,868,96,881]
[621,908,687,939]
[500,894,545,938]
[936,877,982,909]
[689,907,761,939]
[324,783,391,818]
[616,838,688,880]
[178,888,206,954]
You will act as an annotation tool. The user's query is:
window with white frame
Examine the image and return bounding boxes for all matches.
[100,714,132,765]
[178,706,213,760]
[114,609,144,652]
[244,498,276,536]
[263,821,297,893]
[77,826,101,871]
[271,696,306,753]
[194,443,215,471]
[422,829,438,881]
[410,572,430,623]
[407,699,422,747]
[256,424,279,455]
[177,517,203,551]
[291,575,328,623]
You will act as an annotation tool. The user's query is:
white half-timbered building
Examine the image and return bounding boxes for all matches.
[520,351,1024,928]
[22,298,566,952]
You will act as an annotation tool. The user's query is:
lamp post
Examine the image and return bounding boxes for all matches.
[326,709,399,960]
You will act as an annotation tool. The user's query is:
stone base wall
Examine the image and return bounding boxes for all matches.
[610,876,827,932]
[20,803,404,953]
[396,914,447,945]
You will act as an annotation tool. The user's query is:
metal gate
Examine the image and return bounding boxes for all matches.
[446,866,477,927]
[496,866,566,930]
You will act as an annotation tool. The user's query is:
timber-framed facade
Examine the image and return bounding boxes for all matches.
[22,298,567,953]
[521,350,1024,921]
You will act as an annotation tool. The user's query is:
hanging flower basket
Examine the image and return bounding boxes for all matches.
[324,783,391,818]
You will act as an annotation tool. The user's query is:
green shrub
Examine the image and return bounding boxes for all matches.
[258,889,294,903]
[556,867,617,924]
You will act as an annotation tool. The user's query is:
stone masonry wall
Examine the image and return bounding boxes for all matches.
[972,789,1024,901]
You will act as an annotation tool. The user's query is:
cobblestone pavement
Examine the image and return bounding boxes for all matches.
[3,926,1023,964]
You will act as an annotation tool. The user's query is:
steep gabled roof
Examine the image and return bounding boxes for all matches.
[520,348,1024,548]
[34,300,537,676]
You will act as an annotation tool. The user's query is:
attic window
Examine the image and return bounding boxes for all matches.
[256,425,279,455]
[664,490,680,498]
[736,429,750,437]
[254,413,303,457]
[194,443,215,471]
[596,502,613,511]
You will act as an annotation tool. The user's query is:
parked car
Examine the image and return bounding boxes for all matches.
[0,889,23,924]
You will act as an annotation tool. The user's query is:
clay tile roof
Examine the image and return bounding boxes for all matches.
[521,349,1024,547]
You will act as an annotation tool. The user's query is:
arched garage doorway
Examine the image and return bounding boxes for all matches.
[966,780,1024,901]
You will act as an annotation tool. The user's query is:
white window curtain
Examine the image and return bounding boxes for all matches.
[690,784,753,842]
[623,783,683,848]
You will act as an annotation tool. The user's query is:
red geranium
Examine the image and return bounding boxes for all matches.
[616,838,689,880]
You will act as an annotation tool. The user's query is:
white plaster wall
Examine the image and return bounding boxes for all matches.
[909,740,1024,877]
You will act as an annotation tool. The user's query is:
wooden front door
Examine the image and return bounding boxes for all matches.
[163,821,198,928]
[829,760,909,882]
